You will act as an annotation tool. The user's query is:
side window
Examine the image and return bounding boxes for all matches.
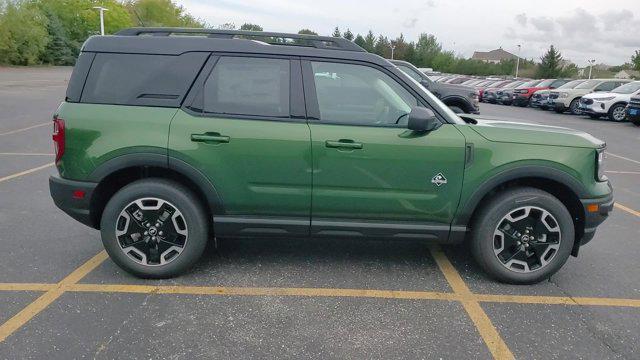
[595,82,616,92]
[203,56,290,118]
[310,61,418,126]
[396,65,423,82]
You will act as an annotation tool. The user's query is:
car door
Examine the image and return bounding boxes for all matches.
[302,60,466,240]
[168,55,312,236]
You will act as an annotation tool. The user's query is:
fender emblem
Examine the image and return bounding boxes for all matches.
[431,173,447,187]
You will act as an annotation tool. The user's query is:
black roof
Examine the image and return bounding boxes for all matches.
[82,27,390,66]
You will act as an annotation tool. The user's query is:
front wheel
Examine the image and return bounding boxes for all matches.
[569,98,581,115]
[608,103,627,122]
[100,178,209,278]
[470,187,574,284]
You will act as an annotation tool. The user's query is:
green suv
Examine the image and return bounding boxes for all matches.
[49,28,613,284]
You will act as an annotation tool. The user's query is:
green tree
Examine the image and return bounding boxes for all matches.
[240,23,263,31]
[0,0,48,65]
[298,29,317,35]
[41,8,74,65]
[373,35,390,58]
[331,26,341,37]
[353,34,365,49]
[342,28,354,41]
[632,50,640,71]
[125,0,203,28]
[414,34,442,67]
[363,30,376,52]
[536,45,563,78]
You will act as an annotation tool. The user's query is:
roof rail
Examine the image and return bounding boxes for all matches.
[115,27,366,52]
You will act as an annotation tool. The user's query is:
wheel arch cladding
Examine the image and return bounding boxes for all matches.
[455,166,586,248]
[442,95,474,112]
[89,153,223,229]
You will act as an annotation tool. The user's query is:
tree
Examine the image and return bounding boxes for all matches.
[632,50,640,71]
[125,0,204,28]
[354,34,365,49]
[342,28,354,41]
[414,34,442,67]
[363,30,376,52]
[240,23,263,31]
[298,29,318,35]
[331,26,341,38]
[0,0,48,65]
[536,45,563,78]
[217,22,236,30]
[373,35,390,58]
[41,8,74,65]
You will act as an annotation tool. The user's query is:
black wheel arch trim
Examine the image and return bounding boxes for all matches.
[453,165,589,226]
[441,95,475,112]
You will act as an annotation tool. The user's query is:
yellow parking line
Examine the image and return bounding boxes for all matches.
[69,283,460,301]
[0,283,55,292]
[0,163,54,183]
[614,203,640,218]
[0,122,49,136]
[475,294,640,308]
[430,246,514,360]
[0,251,107,343]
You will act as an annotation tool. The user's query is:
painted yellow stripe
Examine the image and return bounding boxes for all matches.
[0,122,49,136]
[69,283,459,301]
[0,251,107,343]
[0,283,55,292]
[614,203,640,218]
[430,246,514,360]
[476,294,640,308]
[0,163,54,183]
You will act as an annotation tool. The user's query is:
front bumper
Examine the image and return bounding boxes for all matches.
[512,94,530,106]
[49,175,98,228]
[579,102,610,115]
[577,188,614,249]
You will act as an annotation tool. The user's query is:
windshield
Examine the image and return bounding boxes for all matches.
[536,79,555,87]
[519,80,542,87]
[612,81,640,94]
[502,81,523,89]
[575,80,601,89]
[558,80,585,89]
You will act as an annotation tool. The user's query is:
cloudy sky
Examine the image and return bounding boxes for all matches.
[177,0,639,66]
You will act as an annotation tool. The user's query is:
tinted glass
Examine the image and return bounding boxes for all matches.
[203,57,290,117]
[82,52,207,107]
[311,61,418,126]
[595,81,619,92]
[576,80,601,89]
[611,81,640,94]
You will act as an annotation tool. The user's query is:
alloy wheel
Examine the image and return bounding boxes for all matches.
[611,106,626,122]
[492,206,561,273]
[115,197,188,266]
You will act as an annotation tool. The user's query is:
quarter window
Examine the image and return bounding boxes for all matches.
[203,57,290,118]
[310,61,418,126]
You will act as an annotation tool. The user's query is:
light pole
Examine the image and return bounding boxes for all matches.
[587,59,596,79]
[515,44,521,78]
[93,6,108,35]
[390,44,395,59]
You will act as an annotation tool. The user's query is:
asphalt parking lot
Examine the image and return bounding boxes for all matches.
[1,67,639,360]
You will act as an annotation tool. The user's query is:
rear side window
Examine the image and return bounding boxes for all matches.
[202,56,290,118]
[81,52,208,107]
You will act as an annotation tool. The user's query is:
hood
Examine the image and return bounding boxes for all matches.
[582,91,625,100]
[460,114,605,149]
[437,82,475,94]
[533,89,550,95]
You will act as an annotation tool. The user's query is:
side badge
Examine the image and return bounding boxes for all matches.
[431,173,447,187]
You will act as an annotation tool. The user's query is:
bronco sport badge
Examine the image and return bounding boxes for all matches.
[431,173,447,187]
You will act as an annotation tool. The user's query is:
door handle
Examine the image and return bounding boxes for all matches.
[325,139,363,149]
[191,133,230,144]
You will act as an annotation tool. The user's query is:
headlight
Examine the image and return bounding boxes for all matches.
[596,148,606,181]
[559,92,569,98]
[593,96,615,101]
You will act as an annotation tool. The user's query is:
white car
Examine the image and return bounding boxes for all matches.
[549,79,631,115]
[579,81,640,121]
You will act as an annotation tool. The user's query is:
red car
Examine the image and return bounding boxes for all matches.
[511,79,570,107]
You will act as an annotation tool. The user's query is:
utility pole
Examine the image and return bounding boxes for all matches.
[390,44,395,59]
[515,44,521,78]
[93,6,109,35]
[587,59,596,79]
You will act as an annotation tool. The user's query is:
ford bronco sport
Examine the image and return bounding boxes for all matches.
[50,28,613,284]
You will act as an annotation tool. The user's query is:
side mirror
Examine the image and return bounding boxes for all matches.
[408,107,439,132]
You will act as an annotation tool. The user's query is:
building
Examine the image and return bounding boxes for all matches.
[614,70,640,79]
[471,47,519,64]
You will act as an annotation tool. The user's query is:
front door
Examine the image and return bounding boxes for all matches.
[302,60,466,239]
[169,56,311,236]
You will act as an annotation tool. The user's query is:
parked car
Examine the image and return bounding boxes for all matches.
[500,79,541,105]
[579,81,640,121]
[626,96,640,125]
[50,28,613,284]
[511,79,570,107]
[483,81,524,103]
[550,79,632,115]
[391,60,479,114]
[532,80,587,109]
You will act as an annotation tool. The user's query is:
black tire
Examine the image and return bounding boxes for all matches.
[607,103,627,122]
[449,106,464,114]
[569,98,581,115]
[100,178,209,278]
[470,187,574,284]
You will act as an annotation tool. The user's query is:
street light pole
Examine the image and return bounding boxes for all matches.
[390,44,395,59]
[587,59,595,79]
[93,6,108,35]
[515,44,521,78]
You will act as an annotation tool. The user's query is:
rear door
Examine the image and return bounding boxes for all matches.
[168,55,312,236]
[302,60,466,239]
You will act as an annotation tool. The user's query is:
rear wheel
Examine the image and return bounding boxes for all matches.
[100,178,209,278]
[608,103,627,122]
[569,98,581,115]
[470,187,574,284]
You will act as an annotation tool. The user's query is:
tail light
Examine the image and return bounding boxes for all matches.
[52,117,65,163]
